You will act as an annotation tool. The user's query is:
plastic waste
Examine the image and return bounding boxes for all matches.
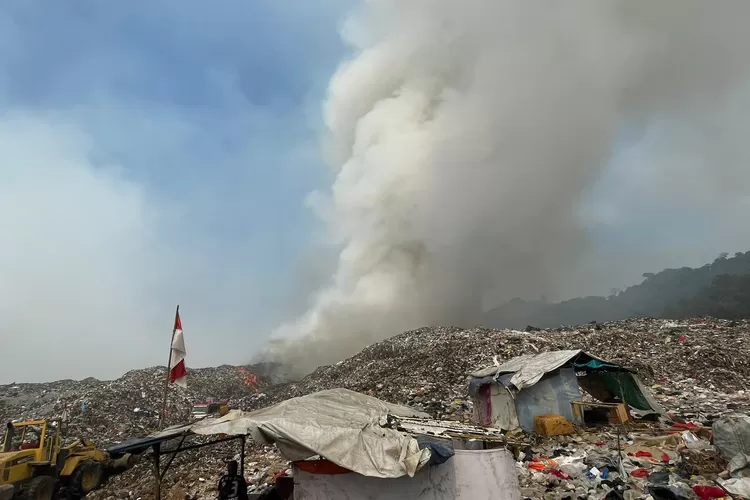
[528,459,558,470]
[682,430,708,450]
[630,468,649,478]
[691,485,726,499]
[587,466,601,480]
[560,462,587,479]
[648,471,670,485]
[549,469,570,480]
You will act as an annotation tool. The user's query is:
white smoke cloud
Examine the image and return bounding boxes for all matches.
[268,0,750,375]
[0,113,263,382]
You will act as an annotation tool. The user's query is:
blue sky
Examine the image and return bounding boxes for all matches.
[2,0,748,382]
[0,0,352,381]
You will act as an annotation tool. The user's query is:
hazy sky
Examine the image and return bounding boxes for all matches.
[0,0,351,382]
[3,1,750,382]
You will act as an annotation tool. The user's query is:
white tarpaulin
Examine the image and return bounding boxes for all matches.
[293,448,521,500]
[501,350,582,390]
[190,389,431,479]
[471,349,615,390]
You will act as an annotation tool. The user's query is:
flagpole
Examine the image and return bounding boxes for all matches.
[159,304,179,430]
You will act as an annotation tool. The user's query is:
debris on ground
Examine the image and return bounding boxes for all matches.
[1,317,748,498]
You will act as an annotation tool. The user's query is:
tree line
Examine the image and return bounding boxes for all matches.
[484,251,750,329]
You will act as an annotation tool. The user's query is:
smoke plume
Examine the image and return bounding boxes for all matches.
[267,0,750,375]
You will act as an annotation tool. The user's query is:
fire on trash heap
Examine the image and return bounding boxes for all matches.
[1,317,749,499]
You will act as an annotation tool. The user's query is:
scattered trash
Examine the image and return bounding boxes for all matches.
[692,484,726,499]
[682,430,709,450]
[2,316,750,498]
[529,459,558,470]
[630,468,649,478]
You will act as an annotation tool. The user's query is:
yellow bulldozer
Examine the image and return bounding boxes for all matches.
[0,418,136,500]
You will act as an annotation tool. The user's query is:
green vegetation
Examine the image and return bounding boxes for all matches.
[485,251,750,328]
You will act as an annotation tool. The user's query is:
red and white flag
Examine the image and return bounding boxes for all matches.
[169,310,187,388]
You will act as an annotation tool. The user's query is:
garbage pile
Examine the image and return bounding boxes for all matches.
[0,317,748,499]
[0,364,277,500]
[0,364,274,444]
[513,415,750,499]
[263,317,750,420]
[86,441,287,500]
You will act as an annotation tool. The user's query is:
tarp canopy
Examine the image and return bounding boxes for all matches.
[470,350,625,390]
[190,388,432,479]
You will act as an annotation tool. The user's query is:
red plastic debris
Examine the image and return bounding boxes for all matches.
[673,422,699,430]
[692,485,726,499]
[549,470,571,480]
[635,451,653,458]
[661,453,670,463]
[678,335,687,342]
[595,442,607,447]
[629,468,649,478]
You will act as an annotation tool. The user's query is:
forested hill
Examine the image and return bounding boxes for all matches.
[484,251,750,329]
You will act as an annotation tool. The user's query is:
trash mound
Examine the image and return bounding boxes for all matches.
[262,317,750,420]
[0,364,274,444]
[514,417,750,500]
[0,364,278,500]
[1,317,749,499]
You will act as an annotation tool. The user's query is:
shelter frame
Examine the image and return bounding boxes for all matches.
[109,429,247,500]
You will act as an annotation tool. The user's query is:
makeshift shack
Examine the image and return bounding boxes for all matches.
[469,349,664,432]
[113,388,521,500]
[196,389,521,500]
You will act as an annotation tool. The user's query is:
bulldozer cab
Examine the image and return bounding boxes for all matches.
[1,419,62,464]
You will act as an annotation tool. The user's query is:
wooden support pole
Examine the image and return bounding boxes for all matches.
[159,305,180,430]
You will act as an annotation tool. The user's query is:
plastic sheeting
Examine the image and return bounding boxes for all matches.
[573,360,619,369]
[713,416,750,460]
[471,350,591,390]
[415,437,454,465]
[470,350,617,390]
[468,375,496,396]
[469,350,665,429]
[717,477,750,497]
[505,350,581,389]
[487,382,520,430]
[632,374,667,414]
[292,448,521,500]
[514,367,582,431]
[191,389,431,479]
[577,371,661,413]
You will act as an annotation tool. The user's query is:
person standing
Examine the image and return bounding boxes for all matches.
[218,461,248,500]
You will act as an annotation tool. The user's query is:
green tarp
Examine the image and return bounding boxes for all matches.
[596,372,654,411]
[574,360,620,370]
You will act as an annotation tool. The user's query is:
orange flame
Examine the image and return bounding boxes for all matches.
[238,367,260,393]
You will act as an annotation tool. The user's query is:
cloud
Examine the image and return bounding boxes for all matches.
[0,115,168,378]
[0,1,349,382]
